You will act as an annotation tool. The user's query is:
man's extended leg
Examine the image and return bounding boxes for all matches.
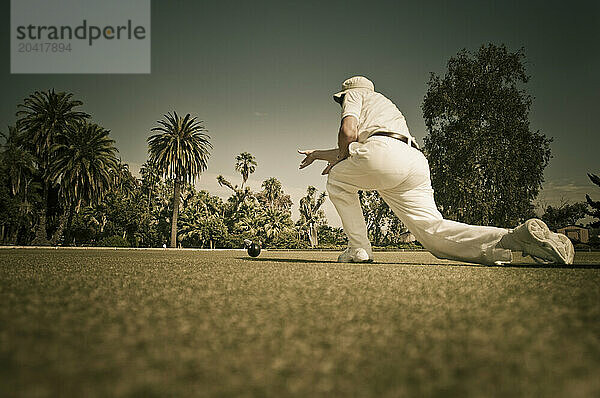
[378,183,513,265]
[377,147,573,265]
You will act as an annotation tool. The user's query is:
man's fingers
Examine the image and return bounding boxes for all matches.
[298,149,317,170]
[299,158,314,169]
[321,163,333,175]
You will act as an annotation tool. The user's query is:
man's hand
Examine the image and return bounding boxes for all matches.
[298,149,317,169]
[298,148,339,170]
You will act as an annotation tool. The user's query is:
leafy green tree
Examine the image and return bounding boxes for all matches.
[298,186,327,247]
[177,208,204,247]
[358,190,399,246]
[16,89,89,244]
[586,173,600,228]
[383,216,412,247]
[194,190,225,218]
[148,112,212,248]
[316,225,347,248]
[49,122,119,244]
[235,152,257,189]
[178,187,226,248]
[235,209,263,240]
[540,201,588,231]
[262,207,293,244]
[422,44,552,227]
[103,189,148,246]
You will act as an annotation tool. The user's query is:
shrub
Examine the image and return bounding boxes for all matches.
[98,235,130,247]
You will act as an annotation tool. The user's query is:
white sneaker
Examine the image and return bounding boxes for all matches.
[509,219,574,264]
[337,248,373,263]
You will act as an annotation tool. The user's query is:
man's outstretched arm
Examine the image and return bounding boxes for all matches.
[315,115,359,175]
[298,115,358,174]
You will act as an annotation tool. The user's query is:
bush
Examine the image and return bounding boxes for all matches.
[98,235,130,248]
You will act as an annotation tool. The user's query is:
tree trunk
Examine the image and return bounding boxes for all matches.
[31,183,50,246]
[50,211,69,246]
[9,226,19,245]
[9,229,18,245]
[308,222,318,247]
[170,180,181,248]
[51,202,74,246]
[63,204,76,245]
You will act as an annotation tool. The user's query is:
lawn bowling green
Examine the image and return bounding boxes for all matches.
[1,249,599,397]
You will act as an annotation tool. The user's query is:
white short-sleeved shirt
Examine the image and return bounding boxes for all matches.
[341,88,413,144]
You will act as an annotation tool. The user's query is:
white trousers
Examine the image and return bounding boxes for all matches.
[326,136,513,265]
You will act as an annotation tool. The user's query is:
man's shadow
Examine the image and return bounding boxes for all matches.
[239,257,600,269]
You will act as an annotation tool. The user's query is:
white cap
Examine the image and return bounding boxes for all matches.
[333,76,374,104]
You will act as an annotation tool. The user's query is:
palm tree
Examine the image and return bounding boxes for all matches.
[0,125,39,243]
[217,174,254,216]
[49,122,119,244]
[235,152,257,189]
[113,159,138,199]
[140,160,162,212]
[262,177,282,210]
[260,177,292,212]
[148,112,212,248]
[16,89,89,245]
[299,186,327,247]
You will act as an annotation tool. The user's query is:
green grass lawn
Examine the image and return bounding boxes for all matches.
[1,249,599,397]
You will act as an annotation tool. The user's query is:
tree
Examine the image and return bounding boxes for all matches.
[16,89,89,244]
[217,154,258,223]
[0,125,39,244]
[235,152,257,189]
[112,160,138,199]
[358,190,398,246]
[262,207,293,244]
[49,122,119,244]
[179,208,227,249]
[259,177,292,211]
[540,201,588,231]
[586,173,600,228]
[298,186,327,247]
[422,44,552,227]
[148,112,212,248]
[217,175,255,222]
[178,187,226,248]
[140,160,162,212]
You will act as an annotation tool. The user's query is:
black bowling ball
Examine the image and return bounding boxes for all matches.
[247,243,261,257]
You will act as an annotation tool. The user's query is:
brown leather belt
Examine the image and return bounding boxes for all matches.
[370,132,420,150]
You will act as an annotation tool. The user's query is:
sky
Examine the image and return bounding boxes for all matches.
[1,0,599,226]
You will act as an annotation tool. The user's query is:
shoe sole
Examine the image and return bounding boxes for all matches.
[337,258,373,263]
[526,219,574,265]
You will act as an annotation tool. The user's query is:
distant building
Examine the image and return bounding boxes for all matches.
[557,225,589,243]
